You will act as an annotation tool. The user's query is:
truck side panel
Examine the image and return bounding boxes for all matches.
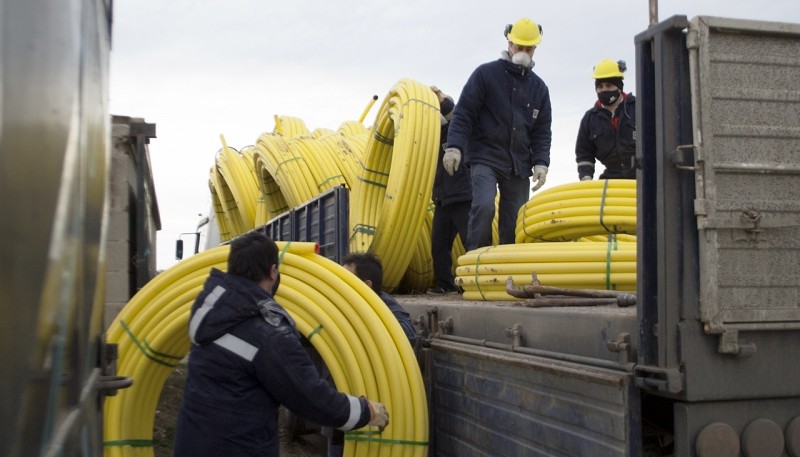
[428,340,641,457]
[636,14,800,457]
[691,16,800,331]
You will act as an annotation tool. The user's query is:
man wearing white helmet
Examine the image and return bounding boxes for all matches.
[575,59,637,180]
[444,17,552,250]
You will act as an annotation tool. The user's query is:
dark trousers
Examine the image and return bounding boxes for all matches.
[466,163,529,250]
[431,201,470,288]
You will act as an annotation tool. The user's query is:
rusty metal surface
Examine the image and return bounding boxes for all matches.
[400,295,638,364]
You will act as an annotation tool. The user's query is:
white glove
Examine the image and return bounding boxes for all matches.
[443,148,461,176]
[366,399,389,431]
[531,165,548,191]
[580,175,592,181]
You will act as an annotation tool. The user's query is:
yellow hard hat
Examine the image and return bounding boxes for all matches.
[592,59,627,79]
[504,18,542,47]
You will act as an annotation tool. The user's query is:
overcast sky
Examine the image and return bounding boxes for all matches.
[109,0,800,270]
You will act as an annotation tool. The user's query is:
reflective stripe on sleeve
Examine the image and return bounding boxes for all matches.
[213,333,259,362]
[189,285,225,344]
[339,395,362,431]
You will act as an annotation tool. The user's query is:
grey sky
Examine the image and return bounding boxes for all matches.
[109,0,800,270]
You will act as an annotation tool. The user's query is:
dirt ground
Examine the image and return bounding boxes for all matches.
[152,365,324,457]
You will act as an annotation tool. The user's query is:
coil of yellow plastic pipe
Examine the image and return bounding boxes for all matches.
[103,243,428,457]
[516,179,637,243]
[455,240,636,300]
[349,79,440,290]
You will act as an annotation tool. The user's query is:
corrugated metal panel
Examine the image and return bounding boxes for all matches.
[689,17,800,335]
[259,185,349,263]
[430,339,639,456]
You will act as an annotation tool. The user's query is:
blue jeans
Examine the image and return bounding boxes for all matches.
[466,164,529,250]
[431,201,470,288]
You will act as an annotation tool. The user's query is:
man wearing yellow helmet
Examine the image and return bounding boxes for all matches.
[575,59,637,180]
[445,17,552,250]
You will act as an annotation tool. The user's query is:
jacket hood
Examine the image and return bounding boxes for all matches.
[189,268,271,345]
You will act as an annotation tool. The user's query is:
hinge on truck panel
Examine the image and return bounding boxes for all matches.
[716,330,757,358]
[697,209,800,242]
[96,338,133,397]
[504,323,523,348]
[634,365,684,394]
[427,308,441,336]
[672,144,699,171]
[438,316,454,336]
[606,332,637,365]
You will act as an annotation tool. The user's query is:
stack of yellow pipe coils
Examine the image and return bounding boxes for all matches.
[103,242,428,457]
[515,179,637,243]
[338,120,369,137]
[401,202,436,292]
[207,79,447,291]
[273,114,310,137]
[252,133,319,210]
[454,179,638,301]
[455,240,637,300]
[348,78,441,290]
[214,141,259,231]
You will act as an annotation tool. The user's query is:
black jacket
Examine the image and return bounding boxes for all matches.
[575,93,637,179]
[433,96,472,207]
[174,269,371,457]
[380,291,417,346]
[447,55,552,178]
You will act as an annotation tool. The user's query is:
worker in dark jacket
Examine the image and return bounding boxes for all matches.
[321,251,415,457]
[575,59,637,180]
[428,85,471,295]
[342,252,417,345]
[445,17,552,250]
[173,232,388,457]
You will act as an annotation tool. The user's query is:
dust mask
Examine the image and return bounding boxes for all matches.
[511,51,532,68]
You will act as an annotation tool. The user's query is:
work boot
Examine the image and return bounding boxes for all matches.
[426,285,459,295]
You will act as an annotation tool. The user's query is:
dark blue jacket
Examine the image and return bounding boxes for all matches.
[575,93,637,179]
[433,96,472,207]
[379,291,417,346]
[447,56,552,178]
[174,269,371,457]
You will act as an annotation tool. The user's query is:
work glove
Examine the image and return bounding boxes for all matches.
[443,148,461,176]
[531,165,548,192]
[366,399,389,432]
[580,175,592,181]
[430,85,445,103]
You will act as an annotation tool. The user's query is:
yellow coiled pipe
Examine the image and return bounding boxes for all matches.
[456,240,637,300]
[516,179,637,243]
[349,79,440,290]
[103,243,428,457]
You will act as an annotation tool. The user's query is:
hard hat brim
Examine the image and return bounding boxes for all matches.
[509,36,542,47]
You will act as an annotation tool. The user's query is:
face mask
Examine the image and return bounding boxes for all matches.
[511,51,532,67]
[597,89,621,106]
